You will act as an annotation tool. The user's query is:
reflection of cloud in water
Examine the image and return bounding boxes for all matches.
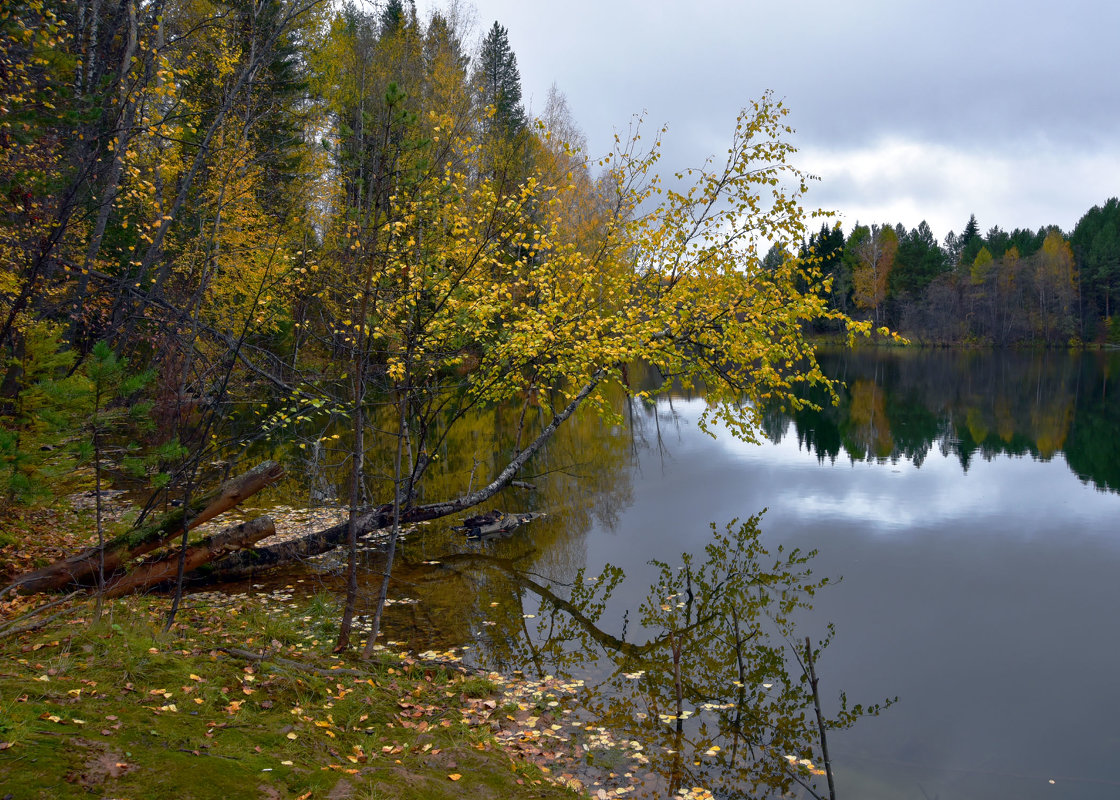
[655,397,1116,537]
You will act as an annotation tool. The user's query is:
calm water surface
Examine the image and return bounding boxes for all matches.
[262,349,1120,798]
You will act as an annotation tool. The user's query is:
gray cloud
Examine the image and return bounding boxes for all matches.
[418,0,1120,235]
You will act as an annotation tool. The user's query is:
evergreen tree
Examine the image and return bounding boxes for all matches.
[0,324,88,507]
[892,221,947,297]
[475,21,526,137]
[984,226,1011,258]
[959,214,983,267]
[424,11,469,77]
[1072,198,1120,321]
[1008,227,1046,259]
[380,0,404,37]
[803,223,849,312]
[961,214,980,243]
[762,243,788,273]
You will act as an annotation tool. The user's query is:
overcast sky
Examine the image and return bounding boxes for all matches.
[414,0,1119,242]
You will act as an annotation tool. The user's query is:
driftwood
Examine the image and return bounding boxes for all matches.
[7,461,285,595]
[452,510,543,539]
[103,516,275,598]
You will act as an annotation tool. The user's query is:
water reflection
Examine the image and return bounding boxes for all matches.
[760,349,1120,492]
[221,348,1120,797]
[400,512,889,799]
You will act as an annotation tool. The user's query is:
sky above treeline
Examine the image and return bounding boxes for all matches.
[413,0,1120,242]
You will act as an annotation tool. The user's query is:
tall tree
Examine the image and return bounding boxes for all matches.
[891,221,946,297]
[1072,198,1120,321]
[379,0,405,37]
[959,213,983,267]
[803,223,849,314]
[1030,229,1078,343]
[848,224,897,323]
[475,21,525,138]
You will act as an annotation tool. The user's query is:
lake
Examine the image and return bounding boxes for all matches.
[241,348,1120,799]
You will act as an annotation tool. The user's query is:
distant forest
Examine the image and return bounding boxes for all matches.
[792,201,1120,346]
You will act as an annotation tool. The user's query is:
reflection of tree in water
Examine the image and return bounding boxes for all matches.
[370,380,640,653]
[763,348,1120,492]
[431,513,889,799]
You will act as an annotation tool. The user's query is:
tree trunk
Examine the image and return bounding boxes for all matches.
[7,461,284,594]
[103,516,275,597]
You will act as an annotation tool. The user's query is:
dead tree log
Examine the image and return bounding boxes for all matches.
[7,461,285,595]
[192,511,382,583]
[103,516,275,598]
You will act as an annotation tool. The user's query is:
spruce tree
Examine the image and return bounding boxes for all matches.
[380,0,404,37]
[959,213,983,267]
[476,21,526,137]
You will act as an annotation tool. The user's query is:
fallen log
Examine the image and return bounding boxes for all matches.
[192,510,382,583]
[7,461,285,595]
[195,500,460,583]
[103,516,276,598]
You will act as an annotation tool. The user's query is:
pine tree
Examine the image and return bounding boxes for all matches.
[959,214,983,267]
[380,0,404,37]
[476,21,525,137]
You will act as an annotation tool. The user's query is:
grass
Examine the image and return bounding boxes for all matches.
[0,592,584,800]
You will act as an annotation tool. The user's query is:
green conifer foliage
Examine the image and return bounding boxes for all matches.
[476,21,526,136]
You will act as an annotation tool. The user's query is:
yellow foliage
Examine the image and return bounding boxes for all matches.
[313,76,867,445]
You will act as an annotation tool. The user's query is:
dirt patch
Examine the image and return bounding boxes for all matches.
[64,740,135,789]
[367,763,500,800]
[325,777,354,799]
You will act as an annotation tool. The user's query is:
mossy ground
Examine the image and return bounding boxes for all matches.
[0,591,584,800]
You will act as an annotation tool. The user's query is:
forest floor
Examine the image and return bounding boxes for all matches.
[0,508,654,800]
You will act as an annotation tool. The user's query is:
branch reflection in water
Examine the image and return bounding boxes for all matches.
[415,512,893,799]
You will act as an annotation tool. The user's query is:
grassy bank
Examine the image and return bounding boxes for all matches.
[0,590,586,800]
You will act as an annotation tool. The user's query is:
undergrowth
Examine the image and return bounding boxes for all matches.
[0,593,581,800]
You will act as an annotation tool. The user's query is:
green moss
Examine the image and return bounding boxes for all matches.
[457,676,496,699]
[0,595,580,800]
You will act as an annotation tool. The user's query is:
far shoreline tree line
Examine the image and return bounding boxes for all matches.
[788,201,1120,346]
